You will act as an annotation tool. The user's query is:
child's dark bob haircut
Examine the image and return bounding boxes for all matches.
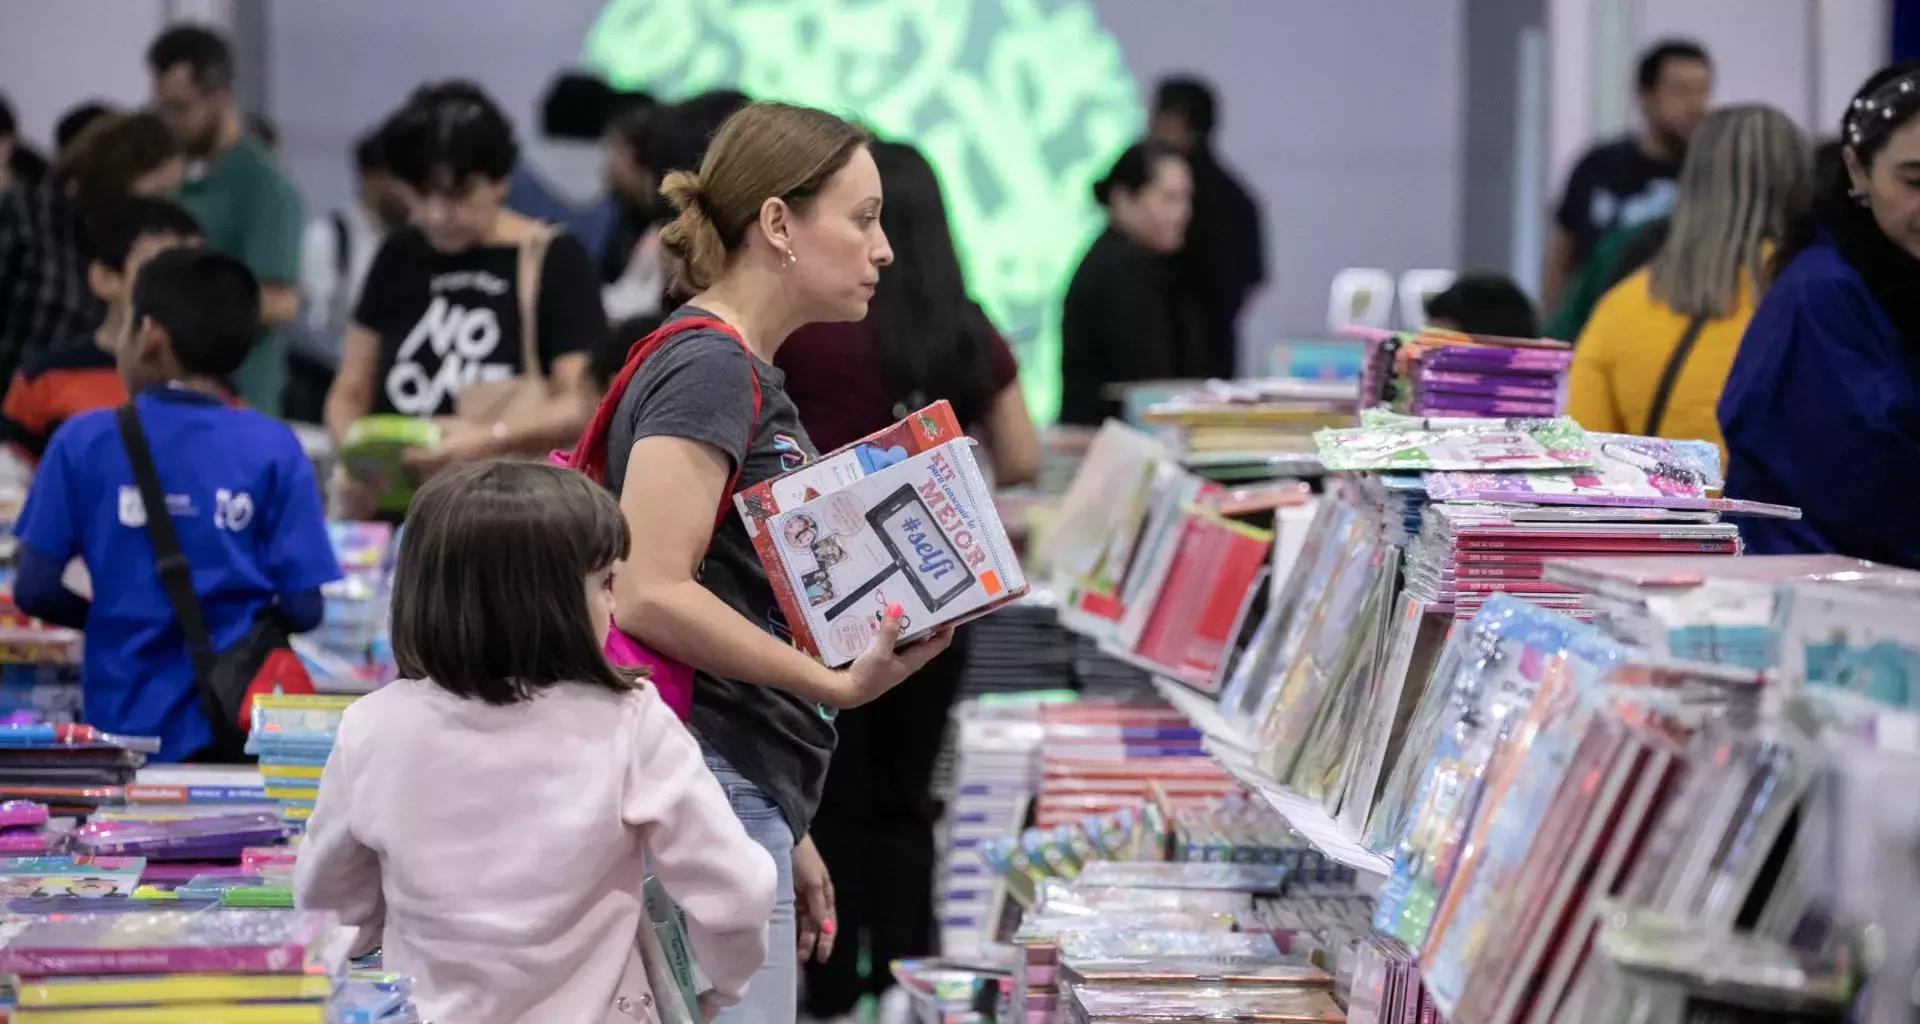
[392,460,639,704]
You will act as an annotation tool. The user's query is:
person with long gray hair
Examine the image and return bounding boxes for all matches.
[1566,104,1809,462]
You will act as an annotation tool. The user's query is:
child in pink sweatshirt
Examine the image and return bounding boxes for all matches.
[295,460,776,1024]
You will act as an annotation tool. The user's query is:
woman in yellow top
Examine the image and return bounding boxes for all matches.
[1566,105,1809,463]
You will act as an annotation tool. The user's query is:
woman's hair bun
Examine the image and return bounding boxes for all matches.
[658,168,728,294]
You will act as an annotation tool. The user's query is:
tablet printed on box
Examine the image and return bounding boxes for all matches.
[759,438,1028,666]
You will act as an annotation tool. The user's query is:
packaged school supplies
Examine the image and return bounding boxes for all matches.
[1066,985,1345,1023]
[749,438,1026,666]
[0,797,49,826]
[0,908,349,976]
[339,416,441,516]
[1316,413,1594,472]
[72,814,288,860]
[125,765,268,807]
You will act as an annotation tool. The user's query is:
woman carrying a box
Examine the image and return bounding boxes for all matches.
[566,102,955,1024]
[776,139,1039,1023]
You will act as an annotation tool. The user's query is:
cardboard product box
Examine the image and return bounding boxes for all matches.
[752,438,1028,666]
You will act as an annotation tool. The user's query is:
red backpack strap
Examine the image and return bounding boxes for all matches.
[568,316,763,530]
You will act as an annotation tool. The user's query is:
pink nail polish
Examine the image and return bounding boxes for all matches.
[886,604,903,620]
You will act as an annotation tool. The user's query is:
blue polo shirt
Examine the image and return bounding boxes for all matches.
[13,388,341,759]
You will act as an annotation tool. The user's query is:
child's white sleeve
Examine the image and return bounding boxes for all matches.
[622,691,776,1008]
[292,720,385,955]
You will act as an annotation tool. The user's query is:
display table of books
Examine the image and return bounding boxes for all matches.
[0,697,420,1021]
[919,337,1920,1024]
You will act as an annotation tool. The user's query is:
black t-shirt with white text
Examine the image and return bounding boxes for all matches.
[352,229,607,417]
[1554,137,1681,265]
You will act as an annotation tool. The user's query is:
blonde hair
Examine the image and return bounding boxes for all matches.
[659,102,869,292]
[1648,104,1810,319]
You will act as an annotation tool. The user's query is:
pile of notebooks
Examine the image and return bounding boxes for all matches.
[1010,864,1347,1024]
[0,724,157,817]
[1138,379,1356,480]
[936,696,1056,959]
[1358,329,1572,419]
[247,695,358,829]
[0,908,418,1022]
[117,766,273,822]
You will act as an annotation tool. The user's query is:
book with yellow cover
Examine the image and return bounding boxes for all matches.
[14,1003,324,1024]
[15,972,332,1007]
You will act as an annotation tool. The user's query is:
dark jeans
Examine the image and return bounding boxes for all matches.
[802,629,968,1017]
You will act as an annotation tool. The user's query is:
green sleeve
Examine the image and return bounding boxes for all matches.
[242,159,305,285]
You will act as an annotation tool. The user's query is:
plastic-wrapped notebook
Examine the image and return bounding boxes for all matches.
[0,909,347,976]
[1057,931,1279,962]
[1060,957,1332,989]
[643,876,702,1024]
[9,1006,327,1023]
[341,415,441,516]
[74,814,288,857]
[1073,861,1286,893]
[12,971,333,1006]
[1068,985,1345,1022]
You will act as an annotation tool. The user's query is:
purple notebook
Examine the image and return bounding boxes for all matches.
[1423,348,1574,372]
[1414,378,1562,401]
[0,908,344,976]
[73,814,288,858]
[1417,396,1560,417]
[1428,365,1559,386]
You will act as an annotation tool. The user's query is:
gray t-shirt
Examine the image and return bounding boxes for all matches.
[606,307,831,839]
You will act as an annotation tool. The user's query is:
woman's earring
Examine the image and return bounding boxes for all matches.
[1850,186,1871,208]
[785,246,799,267]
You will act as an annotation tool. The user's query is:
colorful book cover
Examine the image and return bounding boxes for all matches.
[13,971,333,1007]
[10,1006,326,1023]
[750,439,1027,666]
[340,415,441,517]
[0,909,344,977]
[732,400,964,536]
[1316,416,1594,472]
[0,855,146,898]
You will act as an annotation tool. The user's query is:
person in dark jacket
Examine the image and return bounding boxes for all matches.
[1151,77,1265,379]
[1059,141,1192,425]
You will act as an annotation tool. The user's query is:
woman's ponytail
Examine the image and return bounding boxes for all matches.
[659,169,730,293]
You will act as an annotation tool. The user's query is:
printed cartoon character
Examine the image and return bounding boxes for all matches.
[782,513,820,550]
[65,878,123,897]
[740,493,775,522]
[772,433,810,472]
[854,443,910,475]
[0,877,38,897]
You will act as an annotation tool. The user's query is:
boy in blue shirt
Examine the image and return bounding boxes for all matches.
[13,248,341,761]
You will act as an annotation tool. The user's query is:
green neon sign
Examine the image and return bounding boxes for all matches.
[584,0,1145,422]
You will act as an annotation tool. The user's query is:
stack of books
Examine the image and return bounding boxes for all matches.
[0,724,157,816]
[1358,329,1573,419]
[935,695,1057,959]
[117,766,274,821]
[1139,379,1357,480]
[0,908,363,1022]
[246,695,358,829]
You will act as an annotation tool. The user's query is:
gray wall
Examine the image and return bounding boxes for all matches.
[268,0,1464,365]
[1460,0,1548,278]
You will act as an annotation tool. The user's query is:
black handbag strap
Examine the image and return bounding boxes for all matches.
[115,405,217,685]
[1643,314,1710,437]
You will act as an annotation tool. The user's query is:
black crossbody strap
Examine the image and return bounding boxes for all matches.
[1643,314,1710,437]
[115,405,217,684]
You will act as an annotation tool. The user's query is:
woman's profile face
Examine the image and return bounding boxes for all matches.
[1853,118,1920,260]
[406,172,509,254]
[785,145,894,323]
[603,132,655,207]
[1112,156,1193,254]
